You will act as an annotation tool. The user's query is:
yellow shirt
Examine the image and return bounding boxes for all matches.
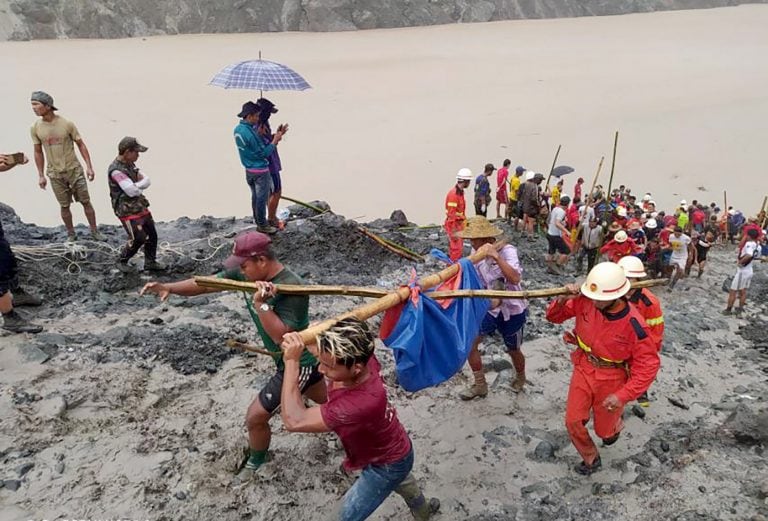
[31,115,83,177]
[551,185,561,206]
[509,176,521,201]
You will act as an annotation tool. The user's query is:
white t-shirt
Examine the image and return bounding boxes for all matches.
[579,205,595,227]
[737,240,759,274]
[669,234,691,261]
[548,207,567,236]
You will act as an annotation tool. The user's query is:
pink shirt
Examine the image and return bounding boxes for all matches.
[320,357,411,471]
[474,244,527,319]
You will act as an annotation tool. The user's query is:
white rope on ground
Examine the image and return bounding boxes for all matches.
[12,233,232,275]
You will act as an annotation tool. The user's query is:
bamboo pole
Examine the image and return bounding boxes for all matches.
[544,144,562,188]
[606,131,619,197]
[397,224,442,232]
[296,245,505,343]
[723,190,727,214]
[194,276,391,298]
[759,195,767,228]
[357,227,423,262]
[226,339,281,357]
[280,195,328,214]
[429,278,668,300]
[584,156,606,209]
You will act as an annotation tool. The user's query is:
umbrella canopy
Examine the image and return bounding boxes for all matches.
[209,59,311,91]
[551,165,575,178]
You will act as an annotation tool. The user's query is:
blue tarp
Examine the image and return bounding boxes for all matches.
[381,257,490,392]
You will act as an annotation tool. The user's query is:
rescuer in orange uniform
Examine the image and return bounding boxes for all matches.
[445,168,472,261]
[546,262,660,475]
[599,230,641,263]
[617,255,664,407]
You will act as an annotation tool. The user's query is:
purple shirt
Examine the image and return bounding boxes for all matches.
[474,244,527,319]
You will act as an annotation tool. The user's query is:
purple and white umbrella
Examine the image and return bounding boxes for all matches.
[209,57,311,93]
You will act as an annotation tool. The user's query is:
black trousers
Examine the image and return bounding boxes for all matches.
[0,220,19,297]
[576,247,599,273]
[120,214,158,262]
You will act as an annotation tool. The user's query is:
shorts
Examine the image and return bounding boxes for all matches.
[496,189,508,204]
[547,234,570,255]
[670,256,687,270]
[731,269,753,291]
[258,364,324,414]
[479,309,527,352]
[269,167,282,193]
[49,168,90,208]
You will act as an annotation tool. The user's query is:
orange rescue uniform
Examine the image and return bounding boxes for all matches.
[546,296,660,466]
[627,289,664,351]
[444,186,467,261]
[600,238,640,263]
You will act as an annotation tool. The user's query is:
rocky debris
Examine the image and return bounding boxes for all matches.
[721,405,768,445]
[3,1,767,40]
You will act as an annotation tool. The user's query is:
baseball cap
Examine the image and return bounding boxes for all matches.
[223,232,272,269]
[118,137,148,154]
[31,91,57,110]
[237,101,261,118]
[516,166,526,174]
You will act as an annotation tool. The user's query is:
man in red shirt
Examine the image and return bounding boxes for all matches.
[600,230,640,263]
[280,319,439,521]
[495,159,510,219]
[574,177,584,201]
[546,262,660,475]
[445,169,472,261]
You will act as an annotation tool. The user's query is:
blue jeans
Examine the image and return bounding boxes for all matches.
[245,172,273,227]
[338,446,425,521]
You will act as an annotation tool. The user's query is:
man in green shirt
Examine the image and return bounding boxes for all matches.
[140,231,325,477]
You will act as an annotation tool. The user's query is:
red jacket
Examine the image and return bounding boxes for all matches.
[627,289,664,350]
[600,237,640,263]
[445,186,466,226]
[546,296,660,404]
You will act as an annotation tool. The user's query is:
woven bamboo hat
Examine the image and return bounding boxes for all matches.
[458,217,503,239]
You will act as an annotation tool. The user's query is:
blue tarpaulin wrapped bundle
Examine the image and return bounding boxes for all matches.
[380,257,490,392]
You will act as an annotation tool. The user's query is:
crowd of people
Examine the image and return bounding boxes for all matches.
[1,90,766,520]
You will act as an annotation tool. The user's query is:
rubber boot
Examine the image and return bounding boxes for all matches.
[510,351,526,393]
[2,310,42,334]
[12,288,42,307]
[395,473,440,520]
[144,259,166,272]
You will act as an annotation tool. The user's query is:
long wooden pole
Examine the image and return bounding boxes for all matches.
[544,144,562,188]
[194,277,391,298]
[280,195,327,214]
[723,190,727,213]
[759,195,767,228]
[585,156,605,208]
[429,278,668,300]
[606,131,619,197]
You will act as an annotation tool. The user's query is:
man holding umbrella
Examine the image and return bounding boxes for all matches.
[234,101,287,235]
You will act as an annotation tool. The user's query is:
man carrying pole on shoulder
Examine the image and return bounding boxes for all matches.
[545,262,660,475]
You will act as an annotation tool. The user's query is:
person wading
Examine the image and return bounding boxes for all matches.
[280,318,440,521]
[140,232,326,478]
[456,217,528,400]
[545,262,660,475]
[444,168,472,261]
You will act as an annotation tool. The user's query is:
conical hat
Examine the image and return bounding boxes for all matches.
[458,217,503,239]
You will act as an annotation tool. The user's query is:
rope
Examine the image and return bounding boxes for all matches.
[12,233,231,275]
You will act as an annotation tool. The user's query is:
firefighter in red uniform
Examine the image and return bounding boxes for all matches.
[618,255,664,407]
[445,168,472,261]
[546,262,660,475]
[600,230,641,263]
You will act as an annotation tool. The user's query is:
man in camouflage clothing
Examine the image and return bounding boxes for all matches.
[107,137,164,272]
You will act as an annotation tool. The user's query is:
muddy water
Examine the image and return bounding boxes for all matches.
[1,5,767,227]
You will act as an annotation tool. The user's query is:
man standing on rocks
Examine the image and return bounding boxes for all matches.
[473,163,493,217]
[140,231,326,476]
[30,91,103,242]
[546,195,571,274]
[234,101,287,235]
[108,137,164,272]
[456,217,528,400]
[723,228,760,315]
[495,159,510,219]
[545,262,659,475]
[667,226,692,289]
[507,166,525,227]
[520,172,544,240]
[280,318,439,521]
[0,152,43,333]
[445,168,472,261]
[575,217,603,275]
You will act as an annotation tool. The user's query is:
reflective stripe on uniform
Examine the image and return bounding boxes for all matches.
[646,316,664,326]
[446,202,458,207]
[576,335,624,364]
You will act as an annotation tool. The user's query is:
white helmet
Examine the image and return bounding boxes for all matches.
[614,230,628,243]
[525,171,535,181]
[680,199,687,205]
[580,262,631,301]
[644,219,658,229]
[642,194,651,202]
[617,255,647,279]
[456,168,473,181]
[616,206,627,217]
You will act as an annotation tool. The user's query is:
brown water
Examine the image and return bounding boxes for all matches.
[2,5,767,227]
